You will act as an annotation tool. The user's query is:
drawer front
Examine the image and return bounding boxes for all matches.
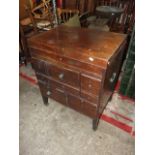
[68,95,97,118]
[68,95,82,112]
[31,58,47,74]
[51,87,67,106]
[82,100,97,118]
[80,92,99,104]
[81,74,101,96]
[36,73,80,96]
[47,63,80,88]
[36,74,67,105]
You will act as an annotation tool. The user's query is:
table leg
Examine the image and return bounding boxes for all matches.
[92,118,99,131]
[42,95,49,106]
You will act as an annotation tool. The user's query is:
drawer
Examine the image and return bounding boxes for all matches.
[51,87,67,106]
[36,73,80,96]
[81,74,101,96]
[68,95,97,118]
[80,92,99,104]
[47,63,80,88]
[68,95,82,112]
[82,100,97,118]
[31,58,47,75]
[38,81,67,106]
[36,74,67,105]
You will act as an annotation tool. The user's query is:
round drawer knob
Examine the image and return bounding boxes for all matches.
[59,73,64,80]
[46,91,51,96]
[88,84,92,88]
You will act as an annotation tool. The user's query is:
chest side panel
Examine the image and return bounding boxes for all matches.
[98,40,127,114]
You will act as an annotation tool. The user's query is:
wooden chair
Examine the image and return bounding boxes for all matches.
[19,23,40,65]
[94,0,135,33]
[19,0,55,65]
[19,0,38,65]
[109,0,135,33]
[57,8,79,24]
[19,0,37,31]
[95,0,119,7]
[27,0,54,31]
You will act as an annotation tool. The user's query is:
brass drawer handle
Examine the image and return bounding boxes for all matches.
[109,72,116,83]
[46,91,51,96]
[59,73,64,80]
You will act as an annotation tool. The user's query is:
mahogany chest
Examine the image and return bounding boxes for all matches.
[28,26,127,130]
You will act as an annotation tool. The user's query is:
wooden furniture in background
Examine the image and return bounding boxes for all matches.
[19,0,36,31]
[20,0,30,20]
[62,0,135,33]
[28,26,127,130]
[27,0,54,31]
[19,0,37,65]
[57,8,79,23]
[19,0,55,64]
[19,23,40,65]
[95,0,119,7]
[108,0,135,33]
[62,0,95,14]
[95,0,135,33]
[19,0,35,64]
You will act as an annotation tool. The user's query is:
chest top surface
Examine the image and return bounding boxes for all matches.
[28,26,126,62]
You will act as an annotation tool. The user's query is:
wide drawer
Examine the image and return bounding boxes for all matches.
[46,62,80,88]
[36,73,80,96]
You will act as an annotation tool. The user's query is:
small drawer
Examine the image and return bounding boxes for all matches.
[68,95,97,118]
[41,85,67,106]
[82,100,97,118]
[68,95,82,112]
[31,58,47,74]
[80,92,99,104]
[81,74,101,96]
[37,75,67,106]
[51,87,67,106]
[43,78,66,104]
[47,63,80,88]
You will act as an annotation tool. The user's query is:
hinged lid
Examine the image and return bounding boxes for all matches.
[28,26,127,68]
